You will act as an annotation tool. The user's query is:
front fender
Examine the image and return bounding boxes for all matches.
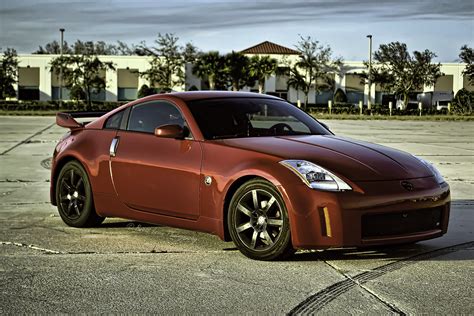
[199,141,303,240]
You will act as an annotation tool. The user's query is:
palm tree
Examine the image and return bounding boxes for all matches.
[249,56,278,94]
[286,36,335,110]
[192,51,223,90]
[286,66,307,105]
[225,51,254,91]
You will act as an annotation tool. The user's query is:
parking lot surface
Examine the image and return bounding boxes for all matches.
[0,116,473,314]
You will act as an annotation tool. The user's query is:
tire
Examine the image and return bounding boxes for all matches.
[55,160,105,227]
[228,179,295,260]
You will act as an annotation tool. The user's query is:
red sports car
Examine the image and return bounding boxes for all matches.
[51,91,450,260]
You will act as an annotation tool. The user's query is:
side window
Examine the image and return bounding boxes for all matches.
[104,110,124,129]
[127,101,185,134]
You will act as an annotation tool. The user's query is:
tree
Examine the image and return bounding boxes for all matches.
[369,42,442,107]
[459,45,473,85]
[285,36,340,110]
[224,51,254,91]
[35,40,73,54]
[34,40,145,56]
[137,84,156,98]
[249,56,278,93]
[0,48,19,100]
[452,88,473,114]
[138,33,185,92]
[182,42,201,63]
[50,54,115,109]
[192,51,226,90]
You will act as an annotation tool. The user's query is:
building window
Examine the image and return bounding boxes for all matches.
[18,86,40,101]
[346,90,364,104]
[315,91,334,105]
[118,68,138,101]
[90,89,106,102]
[18,67,40,100]
[52,87,71,100]
[118,88,137,101]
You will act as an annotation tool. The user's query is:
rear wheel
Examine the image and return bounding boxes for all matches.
[56,160,105,227]
[228,179,294,260]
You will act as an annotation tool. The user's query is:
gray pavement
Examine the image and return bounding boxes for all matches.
[0,116,473,314]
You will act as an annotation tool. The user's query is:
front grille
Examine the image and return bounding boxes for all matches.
[361,207,443,238]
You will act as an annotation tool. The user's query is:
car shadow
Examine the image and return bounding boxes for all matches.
[100,221,160,228]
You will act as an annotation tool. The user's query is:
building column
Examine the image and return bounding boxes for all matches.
[12,68,19,100]
[39,66,52,101]
[137,67,149,90]
[265,75,276,93]
[335,72,345,92]
[452,65,463,95]
[106,68,117,101]
[364,82,375,105]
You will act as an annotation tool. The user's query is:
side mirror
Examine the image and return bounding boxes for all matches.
[154,124,188,139]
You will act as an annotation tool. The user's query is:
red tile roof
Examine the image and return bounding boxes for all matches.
[240,41,300,55]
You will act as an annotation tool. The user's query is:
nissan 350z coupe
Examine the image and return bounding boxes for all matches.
[51,91,450,260]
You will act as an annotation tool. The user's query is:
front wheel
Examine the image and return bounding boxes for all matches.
[228,179,295,260]
[56,160,105,227]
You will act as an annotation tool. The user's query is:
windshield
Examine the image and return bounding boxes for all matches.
[187,97,331,140]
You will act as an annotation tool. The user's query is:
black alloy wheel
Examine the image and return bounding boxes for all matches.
[228,179,294,260]
[56,160,104,227]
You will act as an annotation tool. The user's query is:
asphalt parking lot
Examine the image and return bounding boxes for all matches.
[0,116,473,314]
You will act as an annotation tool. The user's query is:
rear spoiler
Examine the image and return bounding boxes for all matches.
[56,111,107,129]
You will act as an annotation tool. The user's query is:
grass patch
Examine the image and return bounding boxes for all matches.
[312,114,474,121]
[0,110,59,116]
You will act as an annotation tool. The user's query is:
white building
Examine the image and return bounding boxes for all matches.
[10,41,473,105]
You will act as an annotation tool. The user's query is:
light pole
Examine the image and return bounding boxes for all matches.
[59,28,65,108]
[366,34,372,110]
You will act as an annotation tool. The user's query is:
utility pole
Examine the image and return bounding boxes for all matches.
[59,28,65,108]
[366,34,372,111]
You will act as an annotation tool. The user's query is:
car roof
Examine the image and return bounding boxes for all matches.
[165,91,282,102]
[86,91,282,130]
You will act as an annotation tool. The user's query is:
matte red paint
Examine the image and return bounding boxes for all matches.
[51,91,450,249]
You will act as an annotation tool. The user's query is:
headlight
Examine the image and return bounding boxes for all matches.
[414,156,445,184]
[280,160,352,191]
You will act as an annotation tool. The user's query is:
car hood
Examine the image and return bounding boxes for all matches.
[219,135,432,181]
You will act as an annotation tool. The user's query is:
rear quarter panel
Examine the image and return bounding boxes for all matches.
[51,128,117,207]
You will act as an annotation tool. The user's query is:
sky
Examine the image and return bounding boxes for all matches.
[1,0,473,62]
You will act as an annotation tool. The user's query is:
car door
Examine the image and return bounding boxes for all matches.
[110,100,202,220]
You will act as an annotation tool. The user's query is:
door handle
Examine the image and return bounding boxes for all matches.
[109,137,120,157]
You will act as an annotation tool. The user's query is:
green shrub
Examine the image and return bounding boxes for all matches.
[0,100,126,112]
[452,88,473,115]
[137,84,158,98]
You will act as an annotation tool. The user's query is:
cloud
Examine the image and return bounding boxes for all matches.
[0,0,472,56]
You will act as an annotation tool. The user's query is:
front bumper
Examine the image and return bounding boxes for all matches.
[281,176,450,249]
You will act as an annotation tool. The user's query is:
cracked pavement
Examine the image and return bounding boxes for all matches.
[0,116,473,314]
